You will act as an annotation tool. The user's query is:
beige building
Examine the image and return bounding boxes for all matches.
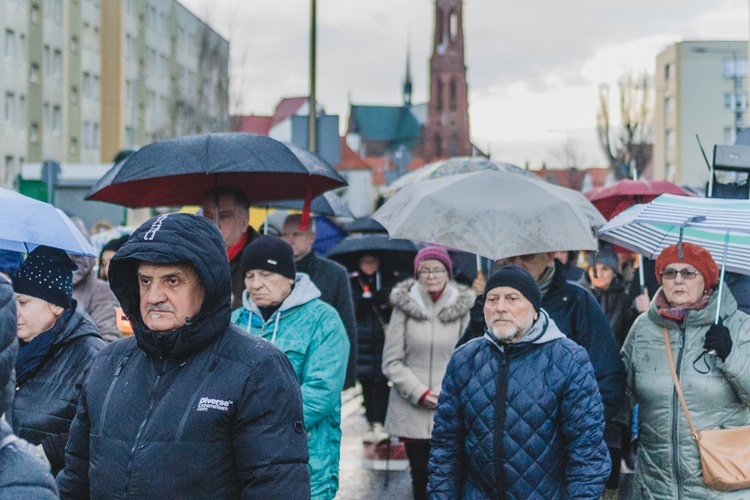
[654,40,748,188]
[0,0,228,188]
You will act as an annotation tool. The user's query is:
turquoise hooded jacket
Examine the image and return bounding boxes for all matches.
[232,273,349,500]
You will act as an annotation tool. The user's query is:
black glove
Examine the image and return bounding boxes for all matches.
[704,318,732,362]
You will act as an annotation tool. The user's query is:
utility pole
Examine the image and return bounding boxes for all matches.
[307,0,317,153]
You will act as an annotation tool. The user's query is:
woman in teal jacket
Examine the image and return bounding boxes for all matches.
[232,236,349,500]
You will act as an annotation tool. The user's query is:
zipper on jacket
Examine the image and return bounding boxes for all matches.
[493,346,512,499]
[670,325,687,500]
[124,360,166,496]
[96,354,132,434]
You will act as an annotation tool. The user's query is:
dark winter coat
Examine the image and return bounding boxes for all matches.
[9,301,103,474]
[56,213,310,499]
[430,311,610,499]
[459,261,626,426]
[229,226,261,310]
[297,252,357,389]
[0,281,58,498]
[579,272,638,346]
[429,310,610,500]
[350,272,393,382]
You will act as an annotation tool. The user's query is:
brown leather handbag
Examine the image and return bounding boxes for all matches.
[663,327,750,491]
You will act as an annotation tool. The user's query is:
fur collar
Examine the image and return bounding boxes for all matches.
[390,278,475,324]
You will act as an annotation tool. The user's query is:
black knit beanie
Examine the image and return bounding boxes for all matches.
[241,235,296,279]
[13,245,77,308]
[484,265,541,312]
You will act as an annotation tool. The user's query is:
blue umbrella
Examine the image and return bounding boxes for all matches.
[0,188,96,256]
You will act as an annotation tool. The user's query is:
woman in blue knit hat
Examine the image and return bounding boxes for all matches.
[8,245,104,476]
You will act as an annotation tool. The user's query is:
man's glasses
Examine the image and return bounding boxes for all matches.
[417,269,447,278]
[660,268,701,280]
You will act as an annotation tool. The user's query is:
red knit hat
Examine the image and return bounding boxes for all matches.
[655,242,719,289]
[414,246,453,278]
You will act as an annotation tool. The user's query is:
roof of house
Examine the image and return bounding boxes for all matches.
[335,137,370,171]
[349,105,422,149]
[231,115,273,135]
[271,97,310,127]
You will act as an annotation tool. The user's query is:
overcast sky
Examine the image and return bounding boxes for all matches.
[180,0,749,168]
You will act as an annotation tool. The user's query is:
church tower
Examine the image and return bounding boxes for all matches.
[424,0,471,160]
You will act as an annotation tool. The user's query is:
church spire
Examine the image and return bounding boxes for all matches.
[403,41,413,107]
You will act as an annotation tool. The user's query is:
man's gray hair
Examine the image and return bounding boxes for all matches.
[282,213,316,233]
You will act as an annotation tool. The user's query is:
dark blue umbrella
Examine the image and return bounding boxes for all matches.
[343,217,387,234]
[258,191,353,218]
[85,133,347,208]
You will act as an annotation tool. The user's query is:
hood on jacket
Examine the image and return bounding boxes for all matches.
[390,278,476,324]
[108,213,231,359]
[483,309,565,350]
[241,272,321,317]
[0,282,17,415]
[70,254,95,286]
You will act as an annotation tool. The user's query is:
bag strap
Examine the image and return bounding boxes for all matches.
[663,327,699,439]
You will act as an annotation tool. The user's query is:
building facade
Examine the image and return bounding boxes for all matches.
[653,40,748,187]
[0,0,228,189]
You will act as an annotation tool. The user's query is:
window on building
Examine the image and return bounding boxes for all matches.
[723,92,748,111]
[93,26,99,52]
[29,123,39,143]
[30,63,40,84]
[665,129,675,148]
[4,30,14,62]
[82,72,91,98]
[71,35,79,54]
[83,121,90,147]
[665,62,674,81]
[664,96,674,115]
[43,45,50,74]
[31,4,41,24]
[434,135,442,157]
[449,134,458,156]
[4,93,13,125]
[665,163,675,182]
[93,122,99,148]
[43,102,50,128]
[70,86,78,104]
[18,34,26,63]
[52,49,62,79]
[449,11,458,41]
[724,127,736,144]
[436,79,443,113]
[4,157,13,176]
[18,96,25,125]
[449,78,457,112]
[125,34,132,60]
[52,105,61,134]
[69,137,78,155]
[723,57,748,78]
[93,75,99,101]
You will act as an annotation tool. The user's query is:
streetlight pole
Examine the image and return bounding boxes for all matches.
[307,0,317,153]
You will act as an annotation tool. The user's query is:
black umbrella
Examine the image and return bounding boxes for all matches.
[85,133,347,208]
[343,217,387,234]
[258,191,353,218]
[326,234,419,275]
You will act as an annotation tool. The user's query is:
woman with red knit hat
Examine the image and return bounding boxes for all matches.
[382,246,475,500]
[621,241,750,498]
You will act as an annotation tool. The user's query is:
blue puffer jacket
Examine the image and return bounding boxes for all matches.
[429,311,611,499]
[232,273,349,500]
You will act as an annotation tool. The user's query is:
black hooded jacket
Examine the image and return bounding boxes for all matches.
[0,280,58,498]
[9,301,103,474]
[57,213,310,499]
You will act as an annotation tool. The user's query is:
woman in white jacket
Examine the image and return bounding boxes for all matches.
[382,246,475,500]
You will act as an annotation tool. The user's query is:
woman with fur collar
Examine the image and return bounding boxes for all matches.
[382,246,475,500]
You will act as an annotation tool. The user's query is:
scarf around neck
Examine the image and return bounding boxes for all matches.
[16,307,73,385]
[656,288,712,322]
[538,265,555,298]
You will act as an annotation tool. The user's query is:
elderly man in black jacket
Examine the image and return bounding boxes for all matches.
[57,213,310,499]
[0,276,58,498]
[282,214,357,389]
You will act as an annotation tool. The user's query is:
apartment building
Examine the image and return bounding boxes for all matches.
[0,0,228,188]
[653,40,748,187]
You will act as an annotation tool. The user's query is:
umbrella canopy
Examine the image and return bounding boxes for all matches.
[257,191,353,218]
[85,133,347,208]
[585,179,694,220]
[327,234,419,274]
[597,194,750,275]
[381,156,535,198]
[0,188,96,256]
[342,217,387,234]
[372,170,604,260]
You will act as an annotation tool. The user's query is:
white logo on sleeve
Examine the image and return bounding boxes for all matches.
[197,397,233,412]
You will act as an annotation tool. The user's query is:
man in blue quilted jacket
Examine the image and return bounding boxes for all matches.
[429,266,611,499]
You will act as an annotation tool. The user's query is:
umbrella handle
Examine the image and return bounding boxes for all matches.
[638,254,645,292]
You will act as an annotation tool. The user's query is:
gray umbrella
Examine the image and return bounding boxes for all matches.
[372,170,604,260]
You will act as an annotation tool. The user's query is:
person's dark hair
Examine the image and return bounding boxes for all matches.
[99,235,130,280]
[202,185,250,212]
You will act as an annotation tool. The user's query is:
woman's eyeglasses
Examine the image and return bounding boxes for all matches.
[660,268,701,280]
[417,269,447,278]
